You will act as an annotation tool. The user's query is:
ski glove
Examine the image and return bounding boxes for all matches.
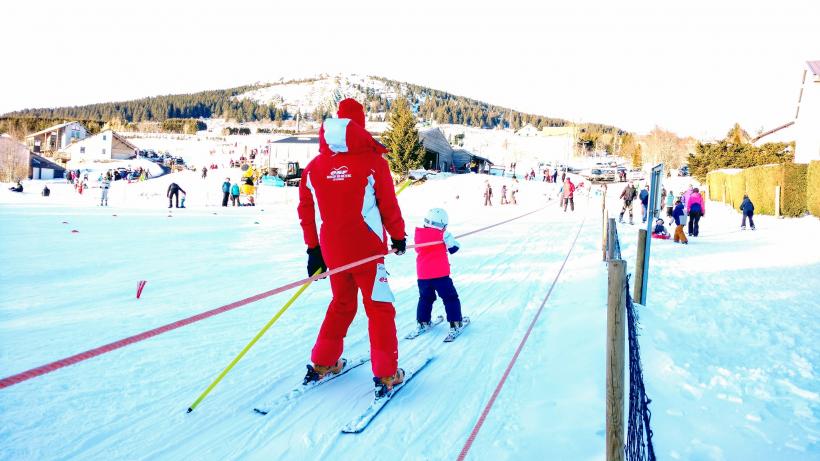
[448,246,459,255]
[306,246,327,276]
[391,238,407,255]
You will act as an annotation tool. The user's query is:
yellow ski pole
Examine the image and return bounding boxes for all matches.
[187,269,322,413]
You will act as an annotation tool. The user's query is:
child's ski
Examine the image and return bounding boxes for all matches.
[404,315,444,340]
[443,317,471,343]
[253,355,370,415]
[340,355,434,434]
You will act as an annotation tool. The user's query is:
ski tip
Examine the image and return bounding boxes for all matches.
[186,407,193,413]
[253,408,268,415]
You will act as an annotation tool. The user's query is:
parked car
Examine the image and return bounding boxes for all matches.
[627,169,645,181]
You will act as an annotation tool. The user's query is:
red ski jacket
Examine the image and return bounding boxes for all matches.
[297,99,406,269]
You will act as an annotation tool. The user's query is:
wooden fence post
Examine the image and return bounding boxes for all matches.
[606,259,626,461]
[775,186,782,218]
[607,218,617,261]
[634,229,647,304]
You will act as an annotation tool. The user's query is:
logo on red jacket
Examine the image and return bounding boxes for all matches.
[328,166,352,181]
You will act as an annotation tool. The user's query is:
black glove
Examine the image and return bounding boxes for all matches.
[306,246,327,276]
[391,238,406,255]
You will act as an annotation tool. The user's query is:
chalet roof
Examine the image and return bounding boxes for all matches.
[418,128,452,155]
[808,60,820,76]
[30,153,66,171]
[273,136,319,144]
[110,131,138,151]
[751,121,795,143]
[25,121,83,138]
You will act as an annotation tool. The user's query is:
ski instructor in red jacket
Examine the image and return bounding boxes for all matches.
[297,98,407,396]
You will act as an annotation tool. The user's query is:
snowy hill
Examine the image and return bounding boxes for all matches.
[1,174,818,460]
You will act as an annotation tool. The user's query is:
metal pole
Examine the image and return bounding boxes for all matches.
[606,259,626,461]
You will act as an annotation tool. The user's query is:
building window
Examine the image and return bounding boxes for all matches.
[102,135,107,140]
[102,148,106,155]
[80,147,85,154]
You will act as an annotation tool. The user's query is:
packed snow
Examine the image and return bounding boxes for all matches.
[0,172,818,460]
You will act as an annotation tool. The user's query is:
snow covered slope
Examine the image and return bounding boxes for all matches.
[0,174,818,460]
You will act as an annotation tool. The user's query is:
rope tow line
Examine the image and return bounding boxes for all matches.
[457,211,588,461]
[0,205,547,390]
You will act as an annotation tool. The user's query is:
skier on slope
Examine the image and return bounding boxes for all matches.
[619,182,637,224]
[297,98,407,398]
[413,208,464,336]
[562,177,575,212]
[639,184,650,223]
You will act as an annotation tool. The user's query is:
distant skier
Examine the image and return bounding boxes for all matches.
[510,179,519,205]
[297,98,407,397]
[221,178,231,207]
[230,182,240,206]
[665,189,675,219]
[500,184,509,205]
[619,183,637,224]
[639,184,650,223]
[672,199,688,244]
[100,173,111,206]
[414,208,464,335]
[167,182,185,208]
[739,194,755,230]
[562,177,575,212]
[9,180,23,193]
[483,181,493,206]
[686,187,705,237]
[552,169,558,183]
[180,192,187,208]
[202,166,208,179]
[42,185,50,196]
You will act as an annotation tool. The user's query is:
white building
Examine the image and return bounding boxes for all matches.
[794,61,820,164]
[515,123,541,137]
[25,121,87,154]
[63,130,138,165]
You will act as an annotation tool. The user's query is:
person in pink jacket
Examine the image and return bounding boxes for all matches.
[686,187,705,236]
[414,208,464,333]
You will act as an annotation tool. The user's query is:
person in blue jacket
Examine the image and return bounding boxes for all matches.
[740,194,755,230]
[639,184,650,223]
[221,178,231,207]
[672,199,688,244]
[230,182,240,207]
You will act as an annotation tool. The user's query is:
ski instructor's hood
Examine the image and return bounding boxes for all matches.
[318,98,387,156]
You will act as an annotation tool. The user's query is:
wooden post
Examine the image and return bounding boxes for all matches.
[607,218,617,261]
[775,186,782,218]
[606,259,626,461]
[634,229,647,304]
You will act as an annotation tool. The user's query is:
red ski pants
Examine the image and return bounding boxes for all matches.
[311,261,398,378]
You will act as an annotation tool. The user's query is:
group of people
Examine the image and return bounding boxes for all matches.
[296,98,466,398]
[620,181,754,245]
[221,177,256,207]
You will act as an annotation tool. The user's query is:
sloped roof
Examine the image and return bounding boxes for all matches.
[26,121,84,138]
[110,131,138,151]
[808,60,820,76]
[30,153,66,171]
[418,128,452,155]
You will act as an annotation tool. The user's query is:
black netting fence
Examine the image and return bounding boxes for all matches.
[624,275,656,461]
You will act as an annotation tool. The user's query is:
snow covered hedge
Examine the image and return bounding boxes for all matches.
[808,161,820,218]
[707,163,808,217]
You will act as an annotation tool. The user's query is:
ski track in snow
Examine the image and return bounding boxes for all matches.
[1,173,819,460]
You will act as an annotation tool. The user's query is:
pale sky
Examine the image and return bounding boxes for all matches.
[2,0,818,139]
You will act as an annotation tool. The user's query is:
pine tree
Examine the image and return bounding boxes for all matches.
[382,97,424,179]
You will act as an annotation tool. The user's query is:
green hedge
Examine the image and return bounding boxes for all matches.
[808,161,820,217]
[706,163,808,217]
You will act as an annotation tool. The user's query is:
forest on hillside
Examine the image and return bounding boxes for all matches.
[3,77,621,136]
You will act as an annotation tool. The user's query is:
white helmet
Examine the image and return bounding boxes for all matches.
[424,208,449,230]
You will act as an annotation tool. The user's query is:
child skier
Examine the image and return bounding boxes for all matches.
[672,199,688,244]
[414,208,465,336]
[739,194,755,230]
